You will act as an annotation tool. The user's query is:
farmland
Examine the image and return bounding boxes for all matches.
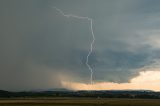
[0,98,160,106]
[0,90,160,106]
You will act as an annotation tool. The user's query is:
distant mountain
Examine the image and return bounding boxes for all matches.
[30,88,69,92]
[0,90,9,93]
[46,88,69,91]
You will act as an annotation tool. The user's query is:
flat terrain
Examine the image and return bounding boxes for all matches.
[0,98,160,106]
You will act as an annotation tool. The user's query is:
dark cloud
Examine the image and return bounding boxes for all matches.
[1,0,160,90]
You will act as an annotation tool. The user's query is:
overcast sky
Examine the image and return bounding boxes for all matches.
[1,0,160,91]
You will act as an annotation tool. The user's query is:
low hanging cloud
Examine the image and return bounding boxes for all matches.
[60,60,160,91]
[62,61,160,91]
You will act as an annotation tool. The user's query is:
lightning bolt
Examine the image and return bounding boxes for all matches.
[53,7,95,84]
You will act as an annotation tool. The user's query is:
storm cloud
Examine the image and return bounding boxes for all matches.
[1,0,160,91]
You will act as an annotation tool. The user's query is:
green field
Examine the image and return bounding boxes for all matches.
[0,98,160,106]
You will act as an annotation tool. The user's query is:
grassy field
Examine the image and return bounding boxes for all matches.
[0,98,160,106]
